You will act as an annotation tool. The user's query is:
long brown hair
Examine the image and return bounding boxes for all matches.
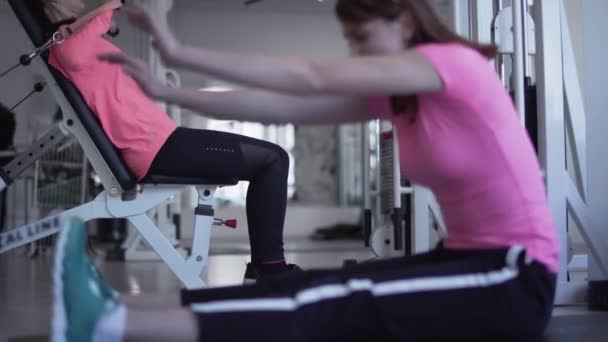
[336,0,498,122]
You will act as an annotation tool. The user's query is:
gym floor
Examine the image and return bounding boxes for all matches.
[1,238,607,342]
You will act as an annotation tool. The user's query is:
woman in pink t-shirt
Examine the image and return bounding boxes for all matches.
[33,0,301,282]
[53,1,559,341]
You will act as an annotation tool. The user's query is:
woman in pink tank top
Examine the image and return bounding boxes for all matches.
[53,1,560,341]
[34,0,301,282]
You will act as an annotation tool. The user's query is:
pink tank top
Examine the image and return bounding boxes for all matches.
[48,9,177,180]
[368,43,559,272]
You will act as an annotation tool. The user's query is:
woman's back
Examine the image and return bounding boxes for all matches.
[48,9,177,180]
[368,43,559,273]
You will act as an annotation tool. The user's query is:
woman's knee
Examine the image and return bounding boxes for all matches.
[242,141,289,177]
[273,145,290,169]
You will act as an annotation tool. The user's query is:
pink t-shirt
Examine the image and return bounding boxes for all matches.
[368,43,559,273]
[49,9,177,180]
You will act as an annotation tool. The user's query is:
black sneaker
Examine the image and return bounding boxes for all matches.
[243,263,303,284]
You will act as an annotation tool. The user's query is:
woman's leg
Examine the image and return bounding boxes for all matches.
[180,246,556,342]
[53,218,201,342]
[55,219,556,342]
[240,142,290,267]
[148,128,293,275]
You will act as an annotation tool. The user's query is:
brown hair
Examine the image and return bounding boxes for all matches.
[336,0,498,122]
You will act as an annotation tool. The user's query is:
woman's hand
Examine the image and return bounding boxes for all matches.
[102,0,125,11]
[124,4,181,66]
[98,53,167,100]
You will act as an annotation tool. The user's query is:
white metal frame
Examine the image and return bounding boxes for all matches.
[364,122,445,258]
[0,182,217,290]
[0,13,222,289]
[535,0,607,304]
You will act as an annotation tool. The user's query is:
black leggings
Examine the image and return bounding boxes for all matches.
[147,127,289,263]
[181,246,557,342]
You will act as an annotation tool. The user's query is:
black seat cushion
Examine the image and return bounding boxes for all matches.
[141,174,239,186]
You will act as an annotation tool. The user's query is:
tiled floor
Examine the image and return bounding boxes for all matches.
[0,239,374,341]
[0,238,606,342]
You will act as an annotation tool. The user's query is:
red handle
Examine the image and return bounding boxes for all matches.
[224,219,237,229]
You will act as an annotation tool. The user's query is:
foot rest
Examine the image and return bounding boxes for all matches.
[213,218,237,229]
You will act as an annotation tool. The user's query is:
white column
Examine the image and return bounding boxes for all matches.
[535,0,568,283]
[512,0,526,124]
[469,0,495,44]
[583,0,608,281]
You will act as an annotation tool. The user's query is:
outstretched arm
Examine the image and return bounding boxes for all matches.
[97,53,371,125]
[162,88,370,125]
[168,48,442,96]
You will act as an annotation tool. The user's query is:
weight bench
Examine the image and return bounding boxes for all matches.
[0,0,237,289]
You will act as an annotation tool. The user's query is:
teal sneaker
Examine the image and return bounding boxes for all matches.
[52,218,120,342]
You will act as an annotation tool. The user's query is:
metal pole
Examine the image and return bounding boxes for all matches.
[493,0,507,87]
[452,0,462,36]
[512,0,526,124]
[362,122,372,247]
[362,123,370,211]
[391,127,404,252]
[521,0,531,78]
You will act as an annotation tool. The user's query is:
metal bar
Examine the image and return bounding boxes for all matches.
[512,0,526,124]
[362,122,372,246]
[535,0,569,285]
[412,187,431,254]
[560,3,588,199]
[470,0,495,43]
[581,0,608,283]
[566,175,608,277]
[399,187,414,195]
[3,124,69,180]
[495,0,503,12]
[492,0,507,87]
[189,186,216,272]
[79,157,88,204]
[362,122,371,212]
[374,121,382,222]
[392,127,403,251]
[128,213,206,289]
[521,0,531,78]
[0,194,111,255]
[452,0,463,35]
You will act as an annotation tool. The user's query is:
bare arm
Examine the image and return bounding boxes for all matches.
[161,87,371,125]
[99,52,372,125]
[167,48,442,96]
